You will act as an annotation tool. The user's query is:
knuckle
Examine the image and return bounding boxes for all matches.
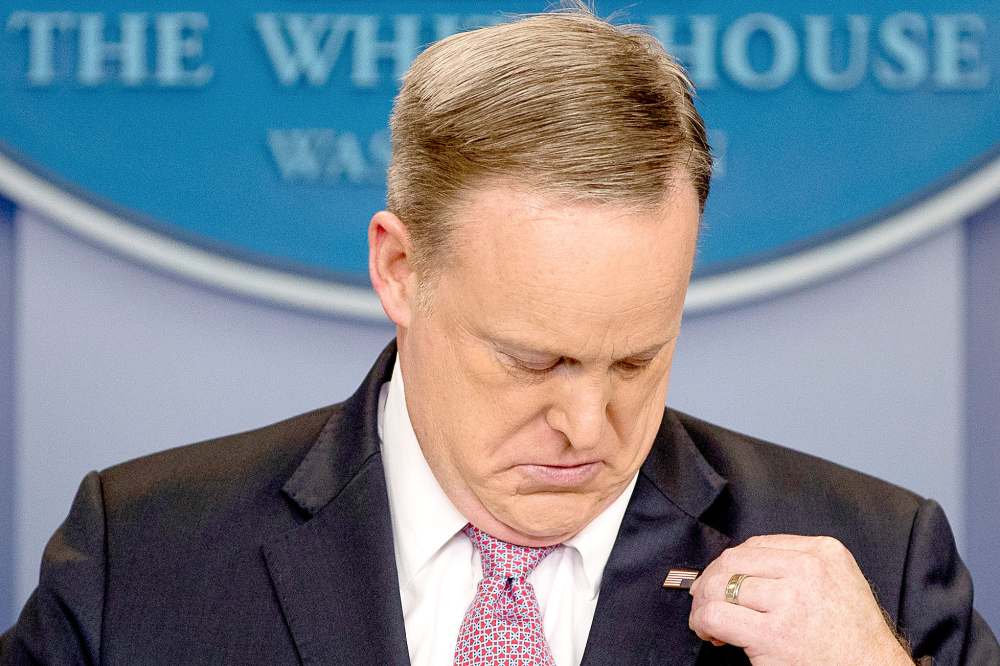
[789,549,810,566]
[816,535,846,554]
[802,552,824,578]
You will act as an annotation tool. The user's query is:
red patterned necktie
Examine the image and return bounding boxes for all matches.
[453,523,559,665]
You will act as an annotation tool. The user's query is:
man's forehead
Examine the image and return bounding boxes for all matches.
[434,182,697,351]
[448,183,698,260]
[450,180,698,228]
[452,192,694,288]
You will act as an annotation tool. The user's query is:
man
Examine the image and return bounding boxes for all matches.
[2,7,997,666]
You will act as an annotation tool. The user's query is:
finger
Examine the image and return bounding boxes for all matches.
[690,546,813,597]
[743,533,847,557]
[742,535,858,577]
[689,598,766,648]
[695,571,784,612]
[717,575,785,613]
[714,545,814,579]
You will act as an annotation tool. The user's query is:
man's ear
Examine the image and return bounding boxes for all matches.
[369,210,417,328]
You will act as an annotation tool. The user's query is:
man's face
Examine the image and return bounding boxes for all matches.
[396,182,700,546]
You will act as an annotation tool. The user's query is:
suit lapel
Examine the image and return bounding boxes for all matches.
[262,342,410,666]
[582,410,734,666]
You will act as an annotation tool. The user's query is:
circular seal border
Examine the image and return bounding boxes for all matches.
[0,147,998,320]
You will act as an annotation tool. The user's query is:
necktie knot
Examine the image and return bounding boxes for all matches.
[462,523,558,582]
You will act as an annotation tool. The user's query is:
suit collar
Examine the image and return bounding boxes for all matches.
[280,340,396,515]
[643,408,729,520]
[263,340,410,665]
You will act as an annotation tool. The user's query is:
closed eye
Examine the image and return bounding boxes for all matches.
[614,358,654,377]
[499,352,562,376]
[502,353,653,378]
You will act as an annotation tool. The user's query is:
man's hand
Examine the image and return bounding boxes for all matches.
[688,534,914,665]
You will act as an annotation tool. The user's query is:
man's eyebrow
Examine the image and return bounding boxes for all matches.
[488,335,676,362]
[622,340,674,360]
[488,336,560,359]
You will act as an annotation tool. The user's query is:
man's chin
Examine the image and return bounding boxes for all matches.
[486,495,601,546]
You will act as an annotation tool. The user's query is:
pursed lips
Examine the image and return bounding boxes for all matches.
[516,460,603,485]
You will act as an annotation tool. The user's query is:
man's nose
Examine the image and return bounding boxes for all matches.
[545,373,610,450]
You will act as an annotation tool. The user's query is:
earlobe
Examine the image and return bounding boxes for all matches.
[368,210,415,328]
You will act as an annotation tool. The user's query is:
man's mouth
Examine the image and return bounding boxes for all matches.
[517,461,602,486]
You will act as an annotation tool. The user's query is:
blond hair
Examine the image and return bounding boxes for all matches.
[387,6,712,281]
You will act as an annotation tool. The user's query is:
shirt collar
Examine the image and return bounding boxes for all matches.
[378,356,639,597]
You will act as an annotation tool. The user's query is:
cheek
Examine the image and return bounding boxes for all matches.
[451,387,550,468]
[609,373,672,455]
[439,361,549,469]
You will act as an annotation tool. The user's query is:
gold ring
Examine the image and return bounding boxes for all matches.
[725,573,750,605]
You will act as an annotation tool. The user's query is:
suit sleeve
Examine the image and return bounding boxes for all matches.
[898,499,1000,665]
[0,472,106,665]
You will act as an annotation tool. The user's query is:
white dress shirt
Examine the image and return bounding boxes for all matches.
[377,357,638,666]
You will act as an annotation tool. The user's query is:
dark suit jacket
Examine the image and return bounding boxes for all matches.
[2,342,998,665]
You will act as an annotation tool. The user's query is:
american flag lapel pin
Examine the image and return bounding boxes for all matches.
[662,567,701,590]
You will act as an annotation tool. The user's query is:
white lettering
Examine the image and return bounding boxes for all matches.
[805,15,870,91]
[5,11,76,85]
[875,13,928,90]
[155,13,213,87]
[723,14,799,90]
[4,11,992,93]
[933,14,989,90]
[77,12,148,86]
[268,129,328,181]
[350,15,420,87]
[254,14,353,86]
[267,129,386,184]
[325,132,368,182]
